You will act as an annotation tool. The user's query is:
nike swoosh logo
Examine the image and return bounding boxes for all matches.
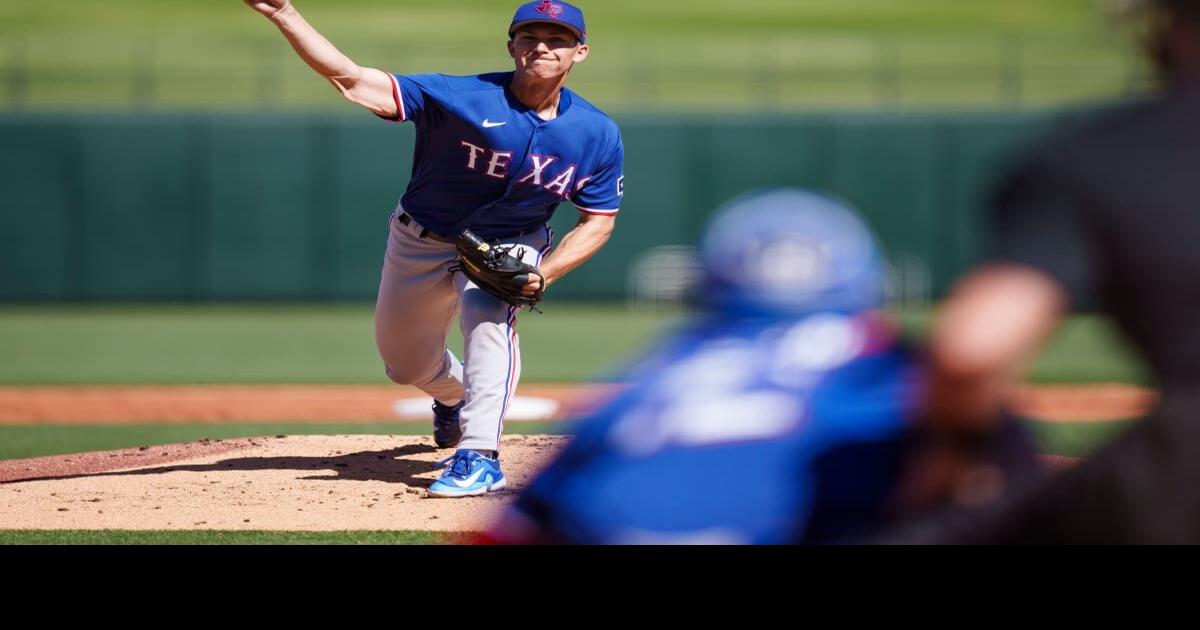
[482,119,507,128]
[451,467,486,488]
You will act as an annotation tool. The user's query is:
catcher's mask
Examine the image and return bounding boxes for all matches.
[696,187,887,318]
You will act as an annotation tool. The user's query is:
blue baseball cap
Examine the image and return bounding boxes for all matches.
[509,1,587,43]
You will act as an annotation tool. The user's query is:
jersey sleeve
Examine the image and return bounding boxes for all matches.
[986,151,1102,307]
[570,129,624,215]
[376,73,454,125]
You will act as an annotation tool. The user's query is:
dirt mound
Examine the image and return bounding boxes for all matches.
[0,434,568,532]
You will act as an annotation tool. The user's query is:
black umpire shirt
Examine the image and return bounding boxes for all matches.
[989,85,1200,392]
[910,88,1200,542]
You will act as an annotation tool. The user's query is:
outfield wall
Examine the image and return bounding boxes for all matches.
[0,111,1055,301]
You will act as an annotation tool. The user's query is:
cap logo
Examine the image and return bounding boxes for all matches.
[534,0,563,19]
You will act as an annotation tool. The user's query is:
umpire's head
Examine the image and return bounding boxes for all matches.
[1128,0,1200,81]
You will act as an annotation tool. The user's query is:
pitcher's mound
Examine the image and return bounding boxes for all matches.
[0,434,569,532]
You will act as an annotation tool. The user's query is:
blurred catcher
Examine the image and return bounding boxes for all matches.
[486,188,1036,545]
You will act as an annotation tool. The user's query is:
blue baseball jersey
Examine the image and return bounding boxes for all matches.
[497,312,922,544]
[380,71,624,241]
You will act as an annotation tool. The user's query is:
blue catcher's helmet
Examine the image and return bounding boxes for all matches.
[697,188,887,317]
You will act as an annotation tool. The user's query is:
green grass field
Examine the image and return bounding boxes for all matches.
[0,0,1141,111]
[0,303,673,384]
[0,303,1147,463]
[0,303,1148,385]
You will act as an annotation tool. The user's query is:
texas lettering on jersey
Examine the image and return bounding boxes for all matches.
[459,141,589,200]
[379,71,625,241]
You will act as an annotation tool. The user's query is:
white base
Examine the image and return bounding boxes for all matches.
[392,396,561,421]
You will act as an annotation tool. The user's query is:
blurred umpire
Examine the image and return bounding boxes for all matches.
[900,0,1200,543]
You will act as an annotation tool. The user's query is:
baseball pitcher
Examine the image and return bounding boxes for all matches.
[246,0,624,497]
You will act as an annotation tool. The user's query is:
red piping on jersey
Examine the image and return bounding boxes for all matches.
[574,204,620,215]
[391,73,406,122]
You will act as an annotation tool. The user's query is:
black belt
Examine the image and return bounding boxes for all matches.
[399,212,545,244]
[397,213,455,243]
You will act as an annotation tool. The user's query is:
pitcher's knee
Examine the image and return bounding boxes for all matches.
[384,356,456,390]
[384,362,424,385]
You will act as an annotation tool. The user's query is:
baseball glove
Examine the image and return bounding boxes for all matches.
[451,228,546,311]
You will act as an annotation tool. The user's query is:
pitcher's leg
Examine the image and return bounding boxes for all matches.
[374,217,465,404]
[456,227,553,453]
[456,290,521,453]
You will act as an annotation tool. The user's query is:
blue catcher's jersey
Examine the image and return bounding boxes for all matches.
[502,312,922,544]
[380,72,624,241]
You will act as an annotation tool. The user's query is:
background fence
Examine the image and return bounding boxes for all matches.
[0,110,1060,302]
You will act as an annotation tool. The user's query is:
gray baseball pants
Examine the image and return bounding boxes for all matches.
[375,208,552,452]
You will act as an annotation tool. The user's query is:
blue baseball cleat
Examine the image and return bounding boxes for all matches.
[432,400,464,449]
[428,449,507,498]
